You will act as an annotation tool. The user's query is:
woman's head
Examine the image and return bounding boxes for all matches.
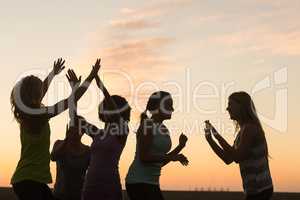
[66,117,85,143]
[11,75,43,123]
[98,95,131,123]
[227,91,258,124]
[228,91,270,157]
[144,91,174,121]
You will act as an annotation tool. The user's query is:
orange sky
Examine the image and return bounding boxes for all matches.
[1,0,300,192]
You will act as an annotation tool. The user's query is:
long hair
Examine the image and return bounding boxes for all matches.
[138,91,172,137]
[10,75,45,133]
[229,91,269,157]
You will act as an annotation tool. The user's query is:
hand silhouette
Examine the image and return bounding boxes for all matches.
[66,69,81,90]
[205,120,219,137]
[53,58,65,75]
[89,58,101,78]
[179,133,188,147]
[176,154,189,166]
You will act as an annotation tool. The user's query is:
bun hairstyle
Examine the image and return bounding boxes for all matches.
[137,91,172,136]
[140,91,172,123]
[98,95,131,123]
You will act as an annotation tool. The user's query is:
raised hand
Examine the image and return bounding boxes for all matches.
[205,120,219,137]
[66,69,81,90]
[179,133,188,147]
[204,120,212,139]
[176,154,189,166]
[53,58,66,75]
[89,58,101,78]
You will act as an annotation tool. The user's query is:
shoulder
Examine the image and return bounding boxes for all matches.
[53,140,64,146]
[138,119,154,136]
[241,123,260,139]
[83,144,91,154]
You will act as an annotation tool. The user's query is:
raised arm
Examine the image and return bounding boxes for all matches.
[204,127,234,165]
[21,63,98,119]
[66,69,81,126]
[93,59,123,121]
[210,123,255,163]
[73,59,100,102]
[42,58,65,99]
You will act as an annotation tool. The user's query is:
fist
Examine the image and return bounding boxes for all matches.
[179,133,188,147]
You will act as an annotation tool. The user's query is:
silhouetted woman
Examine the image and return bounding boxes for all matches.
[10,59,99,200]
[81,60,131,200]
[126,91,189,200]
[51,70,91,200]
[204,91,273,200]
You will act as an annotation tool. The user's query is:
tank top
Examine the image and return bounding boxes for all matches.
[53,146,90,200]
[11,122,52,184]
[234,126,273,195]
[126,121,172,185]
[82,123,128,200]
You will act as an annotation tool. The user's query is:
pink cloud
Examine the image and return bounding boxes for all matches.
[109,18,159,30]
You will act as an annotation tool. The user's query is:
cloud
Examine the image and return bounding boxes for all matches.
[97,37,176,72]
[109,18,159,30]
[206,27,300,56]
[119,0,193,19]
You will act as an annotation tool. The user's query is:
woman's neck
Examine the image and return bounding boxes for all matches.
[67,140,82,147]
[151,116,163,124]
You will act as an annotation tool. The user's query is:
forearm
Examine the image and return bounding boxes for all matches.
[97,79,121,118]
[214,134,235,156]
[74,75,94,102]
[42,70,55,98]
[140,152,174,164]
[69,92,78,126]
[163,145,185,166]
[207,137,232,164]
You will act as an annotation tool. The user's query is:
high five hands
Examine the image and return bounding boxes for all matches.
[66,69,81,90]
[89,58,101,79]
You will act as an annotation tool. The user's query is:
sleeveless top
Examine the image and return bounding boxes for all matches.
[11,122,52,184]
[126,122,172,185]
[82,123,128,200]
[53,146,90,200]
[234,127,273,195]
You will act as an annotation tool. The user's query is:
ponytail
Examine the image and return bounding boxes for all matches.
[140,110,149,124]
[137,110,151,137]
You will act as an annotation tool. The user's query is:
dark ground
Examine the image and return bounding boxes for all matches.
[1,187,299,200]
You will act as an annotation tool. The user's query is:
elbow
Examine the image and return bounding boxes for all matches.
[223,154,234,165]
[232,152,247,164]
[224,159,233,165]
[50,154,56,161]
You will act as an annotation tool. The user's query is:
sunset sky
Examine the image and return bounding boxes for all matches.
[1,0,300,192]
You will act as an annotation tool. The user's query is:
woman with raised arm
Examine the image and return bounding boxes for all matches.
[51,69,90,200]
[125,91,189,200]
[204,91,273,200]
[80,59,131,200]
[10,59,99,200]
